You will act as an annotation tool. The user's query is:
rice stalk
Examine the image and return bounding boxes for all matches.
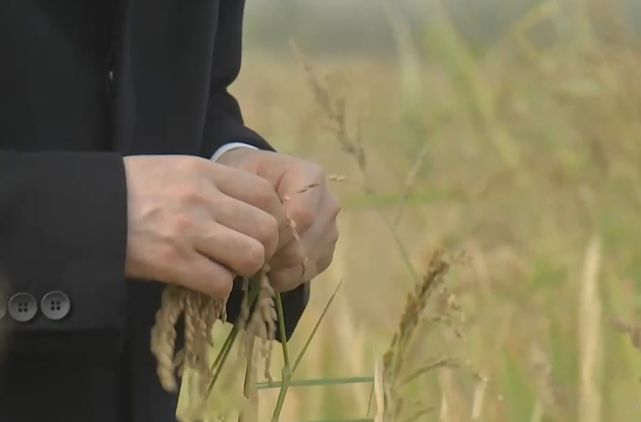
[438,368,453,422]
[239,335,257,422]
[376,251,451,420]
[271,293,292,422]
[292,40,420,285]
[373,359,385,422]
[470,373,488,421]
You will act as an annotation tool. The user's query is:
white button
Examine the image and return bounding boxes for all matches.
[8,293,38,322]
[41,291,71,321]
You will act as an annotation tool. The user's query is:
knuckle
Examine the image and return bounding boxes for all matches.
[212,272,234,297]
[283,248,304,268]
[180,156,207,173]
[269,272,294,293]
[251,178,277,208]
[176,184,203,205]
[169,214,193,235]
[256,215,279,255]
[215,195,236,218]
[220,270,234,286]
[154,245,185,280]
[239,241,266,276]
[289,203,314,231]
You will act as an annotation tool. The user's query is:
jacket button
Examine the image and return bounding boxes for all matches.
[8,293,38,322]
[41,291,71,321]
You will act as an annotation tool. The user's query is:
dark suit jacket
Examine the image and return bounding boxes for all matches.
[0,1,308,421]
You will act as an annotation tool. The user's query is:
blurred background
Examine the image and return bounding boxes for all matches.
[225,0,641,420]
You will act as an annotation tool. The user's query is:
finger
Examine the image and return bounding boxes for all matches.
[268,238,305,272]
[269,214,322,274]
[311,237,338,275]
[280,166,326,234]
[269,265,306,293]
[211,164,287,229]
[269,219,339,290]
[213,195,279,259]
[302,223,339,277]
[171,254,234,299]
[282,186,323,235]
[270,192,339,272]
[268,239,320,292]
[195,225,266,278]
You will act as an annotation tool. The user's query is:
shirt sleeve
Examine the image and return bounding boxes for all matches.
[210,142,257,162]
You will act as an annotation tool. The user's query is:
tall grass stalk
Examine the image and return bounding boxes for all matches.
[470,374,488,420]
[578,236,603,422]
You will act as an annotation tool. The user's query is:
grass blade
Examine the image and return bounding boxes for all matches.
[205,279,261,395]
[205,324,239,394]
[276,293,291,367]
[272,293,292,421]
[292,280,343,374]
[366,382,375,417]
[257,376,374,390]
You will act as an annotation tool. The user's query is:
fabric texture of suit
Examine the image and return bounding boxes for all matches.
[0,1,309,421]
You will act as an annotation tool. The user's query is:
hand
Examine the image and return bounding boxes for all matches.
[217,149,341,292]
[123,155,287,298]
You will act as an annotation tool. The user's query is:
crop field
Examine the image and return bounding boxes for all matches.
[177,1,641,421]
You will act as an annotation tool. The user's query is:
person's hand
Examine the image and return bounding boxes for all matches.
[123,155,287,298]
[217,148,341,292]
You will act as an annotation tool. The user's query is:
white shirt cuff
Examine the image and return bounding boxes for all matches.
[210,142,258,162]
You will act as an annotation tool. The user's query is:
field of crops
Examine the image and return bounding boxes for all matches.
[179,1,641,420]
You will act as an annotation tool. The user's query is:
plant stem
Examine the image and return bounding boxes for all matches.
[271,293,292,421]
[275,294,291,367]
[211,323,238,371]
[239,335,257,422]
[366,382,375,416]
[292,280,343,373]
[257,376,374,390]
[205,279,261,395]
[205,324,238,394]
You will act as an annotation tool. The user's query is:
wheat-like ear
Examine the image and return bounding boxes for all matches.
[377,251,452,420]
[183,290,199,369]
[150,285,186,392]
[151,284,228,395]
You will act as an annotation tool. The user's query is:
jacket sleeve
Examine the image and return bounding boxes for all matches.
[202,0,309,340]
[0,151,128,353]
